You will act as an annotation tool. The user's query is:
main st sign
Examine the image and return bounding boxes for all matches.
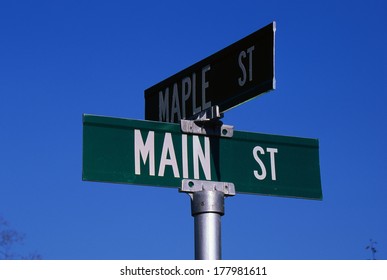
[83,114,322,200]
[145,22,275,123]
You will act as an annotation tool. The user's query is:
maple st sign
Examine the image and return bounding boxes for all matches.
[145,22,276,123]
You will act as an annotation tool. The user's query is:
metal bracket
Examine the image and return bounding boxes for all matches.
[190,105,223,121]
[181,120,233,138]
[180,179,236,198]
[180,105,234,138]
[180,178,236,259]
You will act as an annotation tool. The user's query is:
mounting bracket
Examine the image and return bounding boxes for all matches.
[180,105,234,138]
[180,179,236,198]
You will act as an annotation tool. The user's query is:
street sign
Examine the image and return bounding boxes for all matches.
[83,114,322,200]
[145,22,276,123]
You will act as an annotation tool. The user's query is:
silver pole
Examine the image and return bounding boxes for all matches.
[180,179,235,260]
[179,107,235,260]
[191,190,224,260]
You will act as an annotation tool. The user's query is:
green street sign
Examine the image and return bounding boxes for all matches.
[83,114,322,200]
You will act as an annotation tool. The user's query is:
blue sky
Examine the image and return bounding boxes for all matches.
[1,0,386,260]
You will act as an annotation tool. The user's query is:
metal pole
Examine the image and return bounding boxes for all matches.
[191,190,224,260]
[180,179,235,260]
[179,107,235,260]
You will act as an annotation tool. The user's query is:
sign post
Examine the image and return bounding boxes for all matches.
[83,22,323,260]
[142,22,278,259]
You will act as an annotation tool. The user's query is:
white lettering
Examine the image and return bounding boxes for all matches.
[247,45,255,82]
[201,64,211,110]
[267,147,278,180]
[193,136,211,180]
[134,130,214,180]
[182,134,188,178]
[134,130,155,176]
[159,89,169,122]
[253,146,278,181]
[238,50,247,86]
[253,146,266,180]
[238,45,255,87]
[181,77,191,119]
[158,133,180,178]
[192,72,201,114]
[170,83,181,122]
[157,64,213,120]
